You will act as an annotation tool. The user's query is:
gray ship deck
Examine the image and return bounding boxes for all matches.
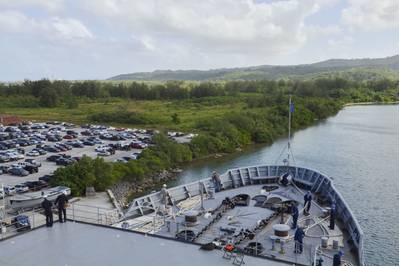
[119,184,358,266]
[0,165,363,266]
[0,222,288,266]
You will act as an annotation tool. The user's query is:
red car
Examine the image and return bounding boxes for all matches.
[63,134,76,139]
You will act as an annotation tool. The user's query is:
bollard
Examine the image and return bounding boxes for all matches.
[279,240,285,254]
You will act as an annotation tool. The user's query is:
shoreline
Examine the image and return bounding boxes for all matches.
[344,101,399,106]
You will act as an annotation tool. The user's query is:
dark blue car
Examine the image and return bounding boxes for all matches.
[12,215,31,232]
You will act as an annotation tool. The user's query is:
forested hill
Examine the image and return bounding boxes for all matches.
[108,55,399,81]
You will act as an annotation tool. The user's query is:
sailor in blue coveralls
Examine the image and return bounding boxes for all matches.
[330,203,336,230]
[303,191,312,214]
[294,227,305,254]
[291,205,299,229]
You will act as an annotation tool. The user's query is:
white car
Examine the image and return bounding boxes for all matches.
[97,150,111,156]
[4,186,16,196]
[6,152,24,160]
[130,152,141,160]
[95,145,109,152]
[11,162,28,168]
[92,138,103,144]
[27,150,40,157]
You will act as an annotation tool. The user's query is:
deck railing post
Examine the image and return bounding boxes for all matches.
[32,210,35,229]
[97,208,100,224]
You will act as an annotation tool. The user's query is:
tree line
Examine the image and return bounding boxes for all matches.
[1,77,398,108]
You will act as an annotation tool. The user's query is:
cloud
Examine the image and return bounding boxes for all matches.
[0,0,64,11]
[342,0,399,31]
[80,0,334,55]
[0,10,93,40]
[50,18,93,40]
[1,0,364,80]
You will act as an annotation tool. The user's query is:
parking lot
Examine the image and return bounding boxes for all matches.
[0,121,195,200]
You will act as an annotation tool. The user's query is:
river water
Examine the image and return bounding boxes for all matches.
[175,105,399,265]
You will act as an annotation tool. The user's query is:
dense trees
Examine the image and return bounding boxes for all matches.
[1,77,398,108]
[50,156,116,196]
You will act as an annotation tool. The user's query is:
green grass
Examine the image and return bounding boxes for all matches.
[0,96,247,132]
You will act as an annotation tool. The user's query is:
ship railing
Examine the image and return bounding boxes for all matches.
[0,207,45,241]
[67,203,120,225]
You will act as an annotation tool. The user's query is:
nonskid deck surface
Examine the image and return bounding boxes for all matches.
[118,183,358,266]
[0,222,289,266]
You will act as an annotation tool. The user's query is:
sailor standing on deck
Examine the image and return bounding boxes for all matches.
[160,184,170,209]
[294,227,304,254]
[41,195,53,227]
[330,203,336,230]
[303,191,312,215]
[333,250,344,266]
[211,171,222,192]
[55,191,69,223]
[291,204,299,229]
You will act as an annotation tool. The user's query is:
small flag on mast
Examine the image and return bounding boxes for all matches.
[290,102,294,113]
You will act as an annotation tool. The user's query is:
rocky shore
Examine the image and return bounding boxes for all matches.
[110,168,181,209]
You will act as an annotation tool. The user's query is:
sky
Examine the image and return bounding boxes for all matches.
[1,0,399,81]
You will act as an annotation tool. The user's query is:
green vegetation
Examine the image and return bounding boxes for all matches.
[2,77,399,196]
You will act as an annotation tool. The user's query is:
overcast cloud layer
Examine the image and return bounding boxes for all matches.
[0,0,399,80]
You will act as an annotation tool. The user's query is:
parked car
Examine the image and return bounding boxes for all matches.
[33,148,47,155]
[43,145,61,153]
[23,180,47,191]
[12,215,31,232]
[83,140,95,146]
[54,144,67,152]
[23,164,39,174]
[26,150,40,157]
[81,130,93,136]
[0,165,10,174]
[63,134,76,139]
[9,167,29,176]
[95,145,109,152]
[25,159,41,167]
[3,185,16,196]
[56,158,74,166]
[14,184,30,193]
[130,152,141,160]
[47,154,63,162]
[39,174,55,183]
[71,142,84,148]
[97,150,111,156]
[131,142,147,149]
[57,143,72,150]
[0,154,10,163]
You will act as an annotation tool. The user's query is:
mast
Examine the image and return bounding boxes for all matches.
[287,96,292,166]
